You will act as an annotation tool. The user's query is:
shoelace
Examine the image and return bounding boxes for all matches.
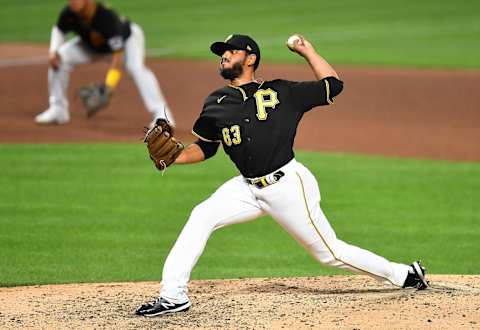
[144,297,162,307]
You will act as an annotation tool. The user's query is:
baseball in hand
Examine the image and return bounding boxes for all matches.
[286,35,301,50]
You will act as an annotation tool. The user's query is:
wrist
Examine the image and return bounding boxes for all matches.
[105,68,122,89]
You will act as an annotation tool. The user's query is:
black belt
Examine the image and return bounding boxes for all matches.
[245,170,285,189]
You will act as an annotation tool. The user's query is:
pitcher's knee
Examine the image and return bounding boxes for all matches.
[189,203,215,224]
[189,203,227,231]
[308,240,344,267]
[315,250,339,267]
[190,204,207,219]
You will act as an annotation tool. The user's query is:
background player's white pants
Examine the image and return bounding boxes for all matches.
[160,159,410,303]
[48,23,173,122]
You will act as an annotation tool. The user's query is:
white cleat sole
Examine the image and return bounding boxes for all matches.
[35,118,69,125]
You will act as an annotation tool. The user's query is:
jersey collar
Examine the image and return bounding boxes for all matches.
[228,80,264,101]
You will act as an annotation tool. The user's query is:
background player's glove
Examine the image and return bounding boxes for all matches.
[78,83,112,118]
[144,119,184,171]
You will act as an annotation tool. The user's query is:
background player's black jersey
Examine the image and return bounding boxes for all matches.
[56,3,131,53]
[193,77,343,178]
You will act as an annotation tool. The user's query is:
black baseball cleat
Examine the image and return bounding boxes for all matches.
[402,261,429,290]
[135,297,191,317]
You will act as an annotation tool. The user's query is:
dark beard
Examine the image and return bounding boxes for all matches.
[220,61,244,80]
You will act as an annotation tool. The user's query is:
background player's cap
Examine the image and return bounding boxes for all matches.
[210,34,261,70]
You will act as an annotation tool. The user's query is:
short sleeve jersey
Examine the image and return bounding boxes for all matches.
[56,3,131,53]
[192,78,342,178]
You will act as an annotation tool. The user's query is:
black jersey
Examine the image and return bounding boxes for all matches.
[56,3,131,53]
[193,77,344,178]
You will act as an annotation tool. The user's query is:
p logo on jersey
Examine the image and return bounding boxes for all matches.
[254,88,280,120]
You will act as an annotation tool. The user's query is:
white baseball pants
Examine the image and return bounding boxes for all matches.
[160,159,410,303]
[48,23,173,121]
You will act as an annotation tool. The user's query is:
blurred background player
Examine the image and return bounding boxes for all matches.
[35,0,174,125]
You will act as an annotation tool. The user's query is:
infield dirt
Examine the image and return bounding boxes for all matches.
[1,43,479,161]
[1,44,479,329]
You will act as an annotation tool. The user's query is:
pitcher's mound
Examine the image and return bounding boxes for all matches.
[1,275,479,329]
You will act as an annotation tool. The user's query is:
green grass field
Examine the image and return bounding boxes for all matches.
[1,144,479,287]
[1,1,478,287]
[1,0,479,68]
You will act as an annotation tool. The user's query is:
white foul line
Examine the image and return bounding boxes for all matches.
[0,56,48,68]
[0,47,175,68]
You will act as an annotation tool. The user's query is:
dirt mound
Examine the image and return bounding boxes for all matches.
[1,275,479,329]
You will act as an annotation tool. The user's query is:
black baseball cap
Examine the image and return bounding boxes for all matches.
[210,34,261,70]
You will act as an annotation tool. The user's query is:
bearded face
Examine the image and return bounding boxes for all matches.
[220,61,244,80]
[219,50,248,80]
